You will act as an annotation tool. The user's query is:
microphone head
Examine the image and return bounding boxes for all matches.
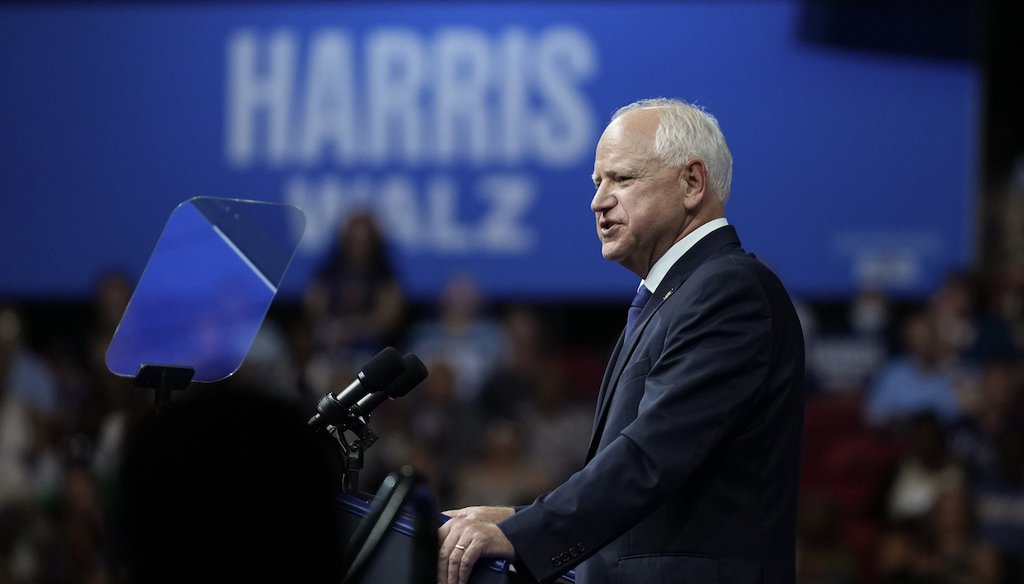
[384,354,429,398]
[350,354,429,419]
[357,347,406,393]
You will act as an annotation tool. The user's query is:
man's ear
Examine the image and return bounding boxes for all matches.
[681,159,707,210]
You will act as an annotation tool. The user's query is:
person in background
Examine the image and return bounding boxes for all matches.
[402,359,485,507]
[519,359,592,487]
[929,272,979,364]
[305,210,406,369]
[806,287,891,398]
[796,493,858,584]
[865,311,965,430]
[478,305,551,422]
[880,412,966,525]
[974,426,1024,582]
[407,274,507,403]
[876,489,1000,584]
[0,306,60,511]
[950,356,1023,479]
[452,418,552,509]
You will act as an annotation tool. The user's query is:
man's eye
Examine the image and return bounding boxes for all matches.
[617,176,634,182]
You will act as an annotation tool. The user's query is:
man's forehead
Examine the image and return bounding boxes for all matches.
[595,127,655,174]
[593,150,647,173]
[598,111,658,154]
[611,108,661,140]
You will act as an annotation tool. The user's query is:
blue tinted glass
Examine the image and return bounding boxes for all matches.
[106,197,305,382]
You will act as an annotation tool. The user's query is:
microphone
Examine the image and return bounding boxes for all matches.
[308,347,405,429]
[348,353,428,422]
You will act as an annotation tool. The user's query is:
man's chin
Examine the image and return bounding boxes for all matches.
[600,245,624,264]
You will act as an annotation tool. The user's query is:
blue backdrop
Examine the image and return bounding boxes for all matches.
[0,1,978,301]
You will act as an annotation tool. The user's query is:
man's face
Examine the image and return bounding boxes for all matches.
[591,109,688,277]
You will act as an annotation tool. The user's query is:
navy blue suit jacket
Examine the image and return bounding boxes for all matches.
[500,226,805,584]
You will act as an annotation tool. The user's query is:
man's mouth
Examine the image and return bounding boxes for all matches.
[599,218,620,237]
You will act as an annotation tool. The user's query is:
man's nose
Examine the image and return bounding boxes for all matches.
[591,183,613,213]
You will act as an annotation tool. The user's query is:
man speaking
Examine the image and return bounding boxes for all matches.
[438,98,805,584]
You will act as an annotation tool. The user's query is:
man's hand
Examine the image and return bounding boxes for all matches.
[444,506,516,524]
[438,506,516,584]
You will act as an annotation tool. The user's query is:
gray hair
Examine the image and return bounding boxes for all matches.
[612,98,733,202]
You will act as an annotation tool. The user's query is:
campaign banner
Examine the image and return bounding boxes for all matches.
[0,1,978,301]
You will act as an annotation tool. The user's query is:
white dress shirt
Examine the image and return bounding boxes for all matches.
[640,218,730,294]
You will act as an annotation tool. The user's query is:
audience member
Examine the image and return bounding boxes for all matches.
[225,314,300,401]
[90,271,133,344]
[985,264,1024,349]
[282,316,343,409]
[929,272,980,364]
[0,306,61,510]
[967,269,1024,365]
[796,493,858,584]
[73,271,146,456]
[950,357,1023,478]
[407,274,506,402]
[974,428,1024,581]
[452,417,552,509]
[305,210,406,368]
[74,281,149,491]
[881,412,966,525]
[48,459,107,584]
[520,360,592,486]
[865,311,966,429]
[809,287,892,396]
[400,359,484,507]
[877,489,1000,584]
[478,305,550,421]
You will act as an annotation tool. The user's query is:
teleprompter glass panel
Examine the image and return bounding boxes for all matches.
[106,197,305,382]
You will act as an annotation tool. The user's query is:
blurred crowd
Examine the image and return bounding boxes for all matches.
[1,210,1023,583]
[798,269,1024,584]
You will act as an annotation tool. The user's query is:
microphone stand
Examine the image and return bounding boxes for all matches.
[320,410,379,495]
[313,350,427,494]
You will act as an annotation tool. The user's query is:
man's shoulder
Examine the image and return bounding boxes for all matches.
[686,248,772,289]
[670,248,800,333]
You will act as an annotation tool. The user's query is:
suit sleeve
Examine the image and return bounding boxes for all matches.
[499,260,774,583]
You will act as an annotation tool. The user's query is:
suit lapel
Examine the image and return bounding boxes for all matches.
[589,332,625,437]
[585,289,670,460]
[586,226,743,460]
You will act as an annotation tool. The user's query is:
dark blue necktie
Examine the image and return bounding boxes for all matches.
[625,284,653,339]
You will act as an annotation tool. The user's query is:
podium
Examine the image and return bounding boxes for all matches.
[339,493,575,584]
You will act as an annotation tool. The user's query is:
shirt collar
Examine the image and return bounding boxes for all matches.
[640,218,729,293]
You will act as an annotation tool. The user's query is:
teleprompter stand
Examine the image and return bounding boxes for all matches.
[133,364,195,414]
